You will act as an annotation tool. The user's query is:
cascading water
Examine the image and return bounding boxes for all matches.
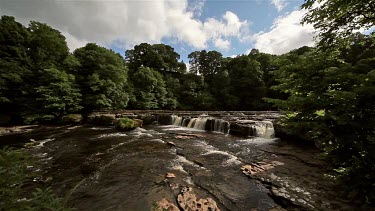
[170,115,274,138]
[252,121,275,139]
[173,116,183,126]
[185,118,207,130]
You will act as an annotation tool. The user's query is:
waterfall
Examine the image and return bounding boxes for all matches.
[173,116,183,126]
[214,119,229,133]
[163,115,275,138]
[193,118,207,130]
[252,121,275,139]
[185,118,207,130]
[205,118,230,133]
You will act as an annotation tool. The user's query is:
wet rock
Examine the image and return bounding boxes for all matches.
[115,113,137,119]
[133,119,143,127]
[175,133,206,139]
[241,161,284,177]
[158,115,174,125]
[154,198,179,211]
[167,141,176,147]
[87,114,116,126]
[137,114,157,125]
[61,114,82,125]
[115,118,143,131]
[177,187,220,211]
[166,172,176,178]
[80,157,101,175]
[230,122,256,136]
[268,206,286,211]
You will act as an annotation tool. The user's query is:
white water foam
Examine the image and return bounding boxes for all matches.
[90,127,112,130]
[161,125,204,132]
[97,133,127,138]
[149,139,165,144]
[35,138,54,147]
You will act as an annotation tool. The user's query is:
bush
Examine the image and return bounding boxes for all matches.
[0,147,70,210]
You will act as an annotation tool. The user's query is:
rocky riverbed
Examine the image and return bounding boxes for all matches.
[0,111,357,210]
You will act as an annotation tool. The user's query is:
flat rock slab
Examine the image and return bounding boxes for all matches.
[177,187,220,211]
[155,198,179,211]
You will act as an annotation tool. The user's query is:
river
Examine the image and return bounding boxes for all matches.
[1,115,355,210]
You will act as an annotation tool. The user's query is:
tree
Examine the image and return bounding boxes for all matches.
[74,43,129,112]
[130,67,168,109]
[125,43,186,73]
[34,68,82,120]
[28,21,69,70]
[267,34,375,204]
[302,0,375,48]
[227,55,266,110]
[188,50,223,77]
[0,16,31,123]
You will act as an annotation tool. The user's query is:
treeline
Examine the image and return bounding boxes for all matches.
[0,15,286,125]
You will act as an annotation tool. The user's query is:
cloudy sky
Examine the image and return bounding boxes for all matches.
[0,0,316,61]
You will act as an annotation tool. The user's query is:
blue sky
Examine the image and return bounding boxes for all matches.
[0,0,316,63]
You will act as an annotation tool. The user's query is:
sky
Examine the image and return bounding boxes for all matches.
[0,0,317,63]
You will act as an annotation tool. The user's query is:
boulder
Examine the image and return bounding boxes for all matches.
[158,115,173,125]
[230,122,256,137]
[137,114,157,125]
[61,114,82,125]
[133,119,143,127]
[87,114,116,126]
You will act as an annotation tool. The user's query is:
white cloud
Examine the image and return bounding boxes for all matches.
[0,0,251,52]
[214,38,230,50]
[253,9,316,55]
[271,0,287,12]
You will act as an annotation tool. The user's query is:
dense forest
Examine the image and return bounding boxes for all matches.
[0,15,285,124]
[0,0,374,206]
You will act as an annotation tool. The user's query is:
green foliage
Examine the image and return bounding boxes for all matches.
[267,36,375,204]
[226,55,266,110]
[0,16,31,121]
[35,68,82,119]
[74,43,130,112]
[188,50,223,77]
[28,21,69,70]
[125,43,186,73]
[302,0,375,48]
[130,67,169,109]
[0,147,70,210]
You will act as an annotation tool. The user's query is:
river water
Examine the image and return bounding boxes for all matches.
[2,123,354,210]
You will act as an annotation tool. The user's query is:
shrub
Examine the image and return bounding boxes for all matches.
[0,147,70,210]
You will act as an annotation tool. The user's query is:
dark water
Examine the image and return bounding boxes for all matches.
[1,124,350,210]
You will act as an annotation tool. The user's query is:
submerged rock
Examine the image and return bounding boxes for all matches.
[177,187,220,211]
